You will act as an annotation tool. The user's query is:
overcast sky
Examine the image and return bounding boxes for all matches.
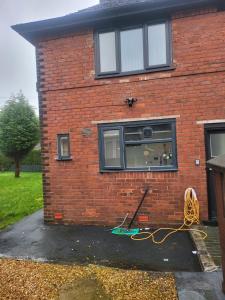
[0,0,98,113]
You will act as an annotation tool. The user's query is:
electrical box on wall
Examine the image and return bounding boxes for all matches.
[195,159,200,166]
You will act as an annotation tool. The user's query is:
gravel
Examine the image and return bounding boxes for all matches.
[0,259,178,300]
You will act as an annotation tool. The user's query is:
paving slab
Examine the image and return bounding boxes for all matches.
[0,210,201,272]
[204,226,222,266]
[175,271,225,300]
[191,225,222,272]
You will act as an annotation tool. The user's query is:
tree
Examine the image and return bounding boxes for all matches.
[0,92,40,177]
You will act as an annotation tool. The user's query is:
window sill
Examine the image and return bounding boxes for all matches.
[56,157,73,161]
[100,167,178,173]
[95,65,176,80]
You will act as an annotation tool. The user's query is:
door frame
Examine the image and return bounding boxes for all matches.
[204,123,225,221]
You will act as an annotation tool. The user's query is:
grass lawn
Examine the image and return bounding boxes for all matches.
[0,172,43,229]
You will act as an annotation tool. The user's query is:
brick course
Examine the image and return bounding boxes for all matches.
[36,8,225,226]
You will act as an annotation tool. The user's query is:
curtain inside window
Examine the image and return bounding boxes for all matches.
[104,130,121,167]
[148,23,167,66]
[120,28,144,72]
[99,32,117,72]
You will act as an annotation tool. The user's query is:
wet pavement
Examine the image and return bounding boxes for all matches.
[0,210,201,272]
[175,271,225,300]
[203,226,221,266]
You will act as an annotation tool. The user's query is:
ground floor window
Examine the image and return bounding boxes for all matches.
[98,119,177,171]
[57,134,71,160]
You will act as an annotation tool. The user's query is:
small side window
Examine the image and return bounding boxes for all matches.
[57,134,71,160]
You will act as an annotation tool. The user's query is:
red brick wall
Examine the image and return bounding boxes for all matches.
[36,8,225,226]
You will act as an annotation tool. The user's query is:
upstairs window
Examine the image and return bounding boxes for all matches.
[148,23,168,67]
[95,21,171,77]
[120,28,144,72]
[99,32,117,73]
[98,119,177,171]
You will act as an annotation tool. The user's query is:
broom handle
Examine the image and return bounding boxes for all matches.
[128,187,149,229]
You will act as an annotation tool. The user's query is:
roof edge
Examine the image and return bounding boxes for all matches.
[12,0,223,45]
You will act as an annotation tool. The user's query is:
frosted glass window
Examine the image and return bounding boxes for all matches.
[148,23,167,66]
[210,133,225,157]
[99,32,117,73]
[58,134,70,159]
[103,130,121,167]
[120,28,144,72]
[60,137,69,157]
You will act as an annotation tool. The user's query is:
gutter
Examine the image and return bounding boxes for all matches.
[12,0,223,45]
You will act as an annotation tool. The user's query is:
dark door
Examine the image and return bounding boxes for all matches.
[205,124,225,221]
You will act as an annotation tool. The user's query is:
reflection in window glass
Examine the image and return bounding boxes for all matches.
[99,32,117,73]
[148,23,167,66]
[124,124,172,141]
[104,130,121,167]
[120,28,144,72]
[99,120,176,170]
[126,142,173,168]
[210,133,225,157]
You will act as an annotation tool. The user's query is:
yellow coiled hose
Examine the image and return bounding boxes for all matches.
[131,187,207,244]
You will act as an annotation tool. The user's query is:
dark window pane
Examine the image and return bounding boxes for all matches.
[148,23,167,66]
[124,124,172,141]
[126,142,173,168]
[120,28,144,72]
[103,130,121,167]
[99,32,117,73]
[210,133,225,157]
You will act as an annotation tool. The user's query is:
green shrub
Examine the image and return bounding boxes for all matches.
[0,153,13,171]
[0,92,40,177]
[0,150,41,172]
[22,149,41,165]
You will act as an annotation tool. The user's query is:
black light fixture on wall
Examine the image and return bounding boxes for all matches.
[125,97,137,108]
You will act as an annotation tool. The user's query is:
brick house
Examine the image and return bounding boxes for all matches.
[13,0,225,226]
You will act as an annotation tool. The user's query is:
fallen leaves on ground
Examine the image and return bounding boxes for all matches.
[0,259,177,300]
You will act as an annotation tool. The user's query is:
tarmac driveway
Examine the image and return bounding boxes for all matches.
[0,210,201,272]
